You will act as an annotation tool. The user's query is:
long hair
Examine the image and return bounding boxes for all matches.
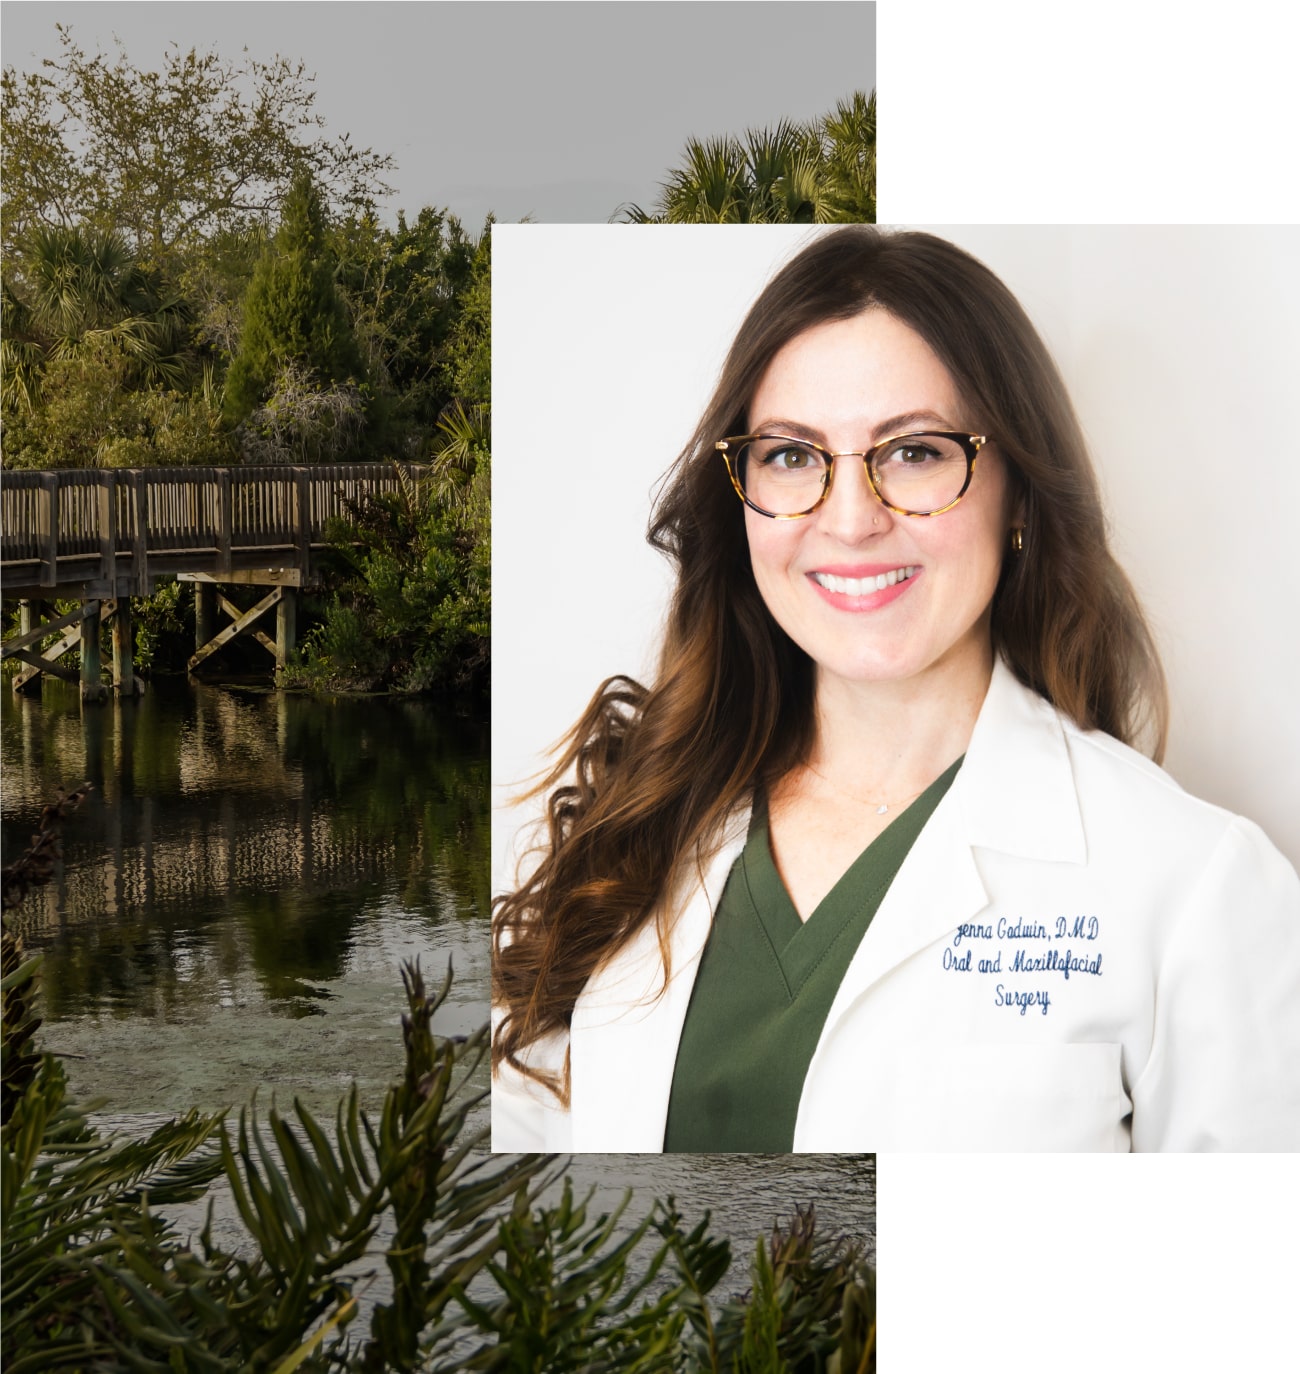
[492,227,1167,1098]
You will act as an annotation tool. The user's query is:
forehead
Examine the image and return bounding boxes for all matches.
[747,309,962,432]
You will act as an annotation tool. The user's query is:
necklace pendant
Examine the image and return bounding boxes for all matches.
[876,803,889,815]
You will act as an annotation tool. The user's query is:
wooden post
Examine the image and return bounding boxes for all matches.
[294,468,312,584]
[13,601,44,695]
[111,599,139,696]
[40,473,58,589]
[98,471,116,584]
[130,470,149,596]
[80,600,108,704]
[217,469,233,576]
[195,581,216,651]
[276,587,298,668]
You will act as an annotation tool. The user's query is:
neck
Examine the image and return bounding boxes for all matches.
[805,642,995,801]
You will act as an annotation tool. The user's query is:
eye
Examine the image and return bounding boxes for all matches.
[882,440,944,466]
[752,439,826,472]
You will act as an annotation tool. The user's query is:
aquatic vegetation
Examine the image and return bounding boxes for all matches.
[2,800,875,1371]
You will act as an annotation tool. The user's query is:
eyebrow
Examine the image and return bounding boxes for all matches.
[749,409,962,444]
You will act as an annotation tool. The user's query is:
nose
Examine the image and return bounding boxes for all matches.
[816,456,893,544]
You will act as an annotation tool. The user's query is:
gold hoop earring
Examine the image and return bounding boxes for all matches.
[1011,527,1024,554]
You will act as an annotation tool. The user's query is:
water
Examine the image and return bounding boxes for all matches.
[2,677,488,1115]
[1,677,874,1278]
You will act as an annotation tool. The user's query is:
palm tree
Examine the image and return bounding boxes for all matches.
[430,397,490,516]
[0,224,190,413]
[822,90,877,221]
[615,90,876,225]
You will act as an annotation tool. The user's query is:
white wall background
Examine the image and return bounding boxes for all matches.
[493,224,1300,883]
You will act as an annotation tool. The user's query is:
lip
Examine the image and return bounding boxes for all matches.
[812,562,910,578]
[806,563,920,612]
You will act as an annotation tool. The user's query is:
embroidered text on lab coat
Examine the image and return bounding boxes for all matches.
[941,916,1105,1015]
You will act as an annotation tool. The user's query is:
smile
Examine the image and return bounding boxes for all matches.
[810,566,919,596]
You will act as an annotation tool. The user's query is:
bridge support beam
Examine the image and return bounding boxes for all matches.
[276,588,298,668]
[194,582,216,654]
[3,602,85,692]
[188,586,284,674]
[80,601,108,704]
[12,602,46,695]
[110,599,143,697]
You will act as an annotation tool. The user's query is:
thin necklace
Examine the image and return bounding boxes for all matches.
[801,760,930,816]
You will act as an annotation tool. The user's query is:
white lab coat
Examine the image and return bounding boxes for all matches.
[492,659,1300,1152]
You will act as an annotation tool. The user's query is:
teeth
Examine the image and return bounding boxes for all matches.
[812,566,918,596]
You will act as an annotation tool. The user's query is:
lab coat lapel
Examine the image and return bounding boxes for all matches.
[568,816,749,1151]
[816,660,1087,1029]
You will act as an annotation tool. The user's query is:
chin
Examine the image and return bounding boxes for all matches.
[810,645,927,686]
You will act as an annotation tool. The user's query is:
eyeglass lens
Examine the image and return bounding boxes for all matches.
[736,434,970,516]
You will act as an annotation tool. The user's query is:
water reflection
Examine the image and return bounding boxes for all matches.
[1,678,488,1112]
[3,679,876,1271]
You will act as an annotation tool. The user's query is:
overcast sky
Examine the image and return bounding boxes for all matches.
[1,0,876,228]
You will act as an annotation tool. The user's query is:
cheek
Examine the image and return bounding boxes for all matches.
[744,515,801,587]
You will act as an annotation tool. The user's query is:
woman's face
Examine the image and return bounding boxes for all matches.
[743,308,1016,698]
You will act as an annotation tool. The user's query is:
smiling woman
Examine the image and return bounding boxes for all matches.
[491,225,1300,1154]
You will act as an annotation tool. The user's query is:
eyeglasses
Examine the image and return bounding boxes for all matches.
[716,431,987,519]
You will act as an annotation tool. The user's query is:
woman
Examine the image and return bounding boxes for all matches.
[491,226,1300,1152]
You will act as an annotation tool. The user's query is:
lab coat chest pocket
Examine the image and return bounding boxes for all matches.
[882,1041,1131,1151]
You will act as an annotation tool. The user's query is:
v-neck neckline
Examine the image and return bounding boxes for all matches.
[741,756,964,995]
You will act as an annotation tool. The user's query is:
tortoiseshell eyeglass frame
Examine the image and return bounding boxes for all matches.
[715,431,988,519]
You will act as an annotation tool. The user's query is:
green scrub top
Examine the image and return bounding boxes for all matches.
[663,756,963,1152]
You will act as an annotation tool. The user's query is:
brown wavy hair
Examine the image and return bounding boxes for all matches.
[492,227,1167,1099]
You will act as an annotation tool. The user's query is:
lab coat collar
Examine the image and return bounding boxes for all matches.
[958,657,1086,864]
[824,658,1084,995]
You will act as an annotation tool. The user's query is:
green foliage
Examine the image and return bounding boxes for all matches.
[283,464,489,696]
[711,1206,876,1374]
[457,1192,877,1374]
[617,91,876,224]
[0,25,393,268]
[439,227,491,410]
[2,920,551,1370]
[333,207,479,444]
[453,1185,695,1372]
[225,172,365,429]
[131,579,190,673]
[1,347,233,469]
[2,804,876,1371]
[0,222,233,468]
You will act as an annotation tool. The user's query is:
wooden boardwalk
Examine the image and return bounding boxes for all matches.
[0,463,421,598]
[1,463,425,695]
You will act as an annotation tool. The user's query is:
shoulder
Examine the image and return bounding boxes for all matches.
[1053,704,1297,897]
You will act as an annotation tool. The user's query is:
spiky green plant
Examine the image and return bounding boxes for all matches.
[2,799,875,1372]
[2,805,552,1371]
[712,1204,876,1374]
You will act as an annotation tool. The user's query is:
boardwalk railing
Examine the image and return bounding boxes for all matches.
[0,463,427,596]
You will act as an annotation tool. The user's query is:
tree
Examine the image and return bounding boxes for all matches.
[1,223,190,412]
[822,90,878,221]
[0,223,230,469]
[617,90,877,224]
[333,206,478,437]
[223,171,365,432]
[1,25,393,269]
[438,222,491,410]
